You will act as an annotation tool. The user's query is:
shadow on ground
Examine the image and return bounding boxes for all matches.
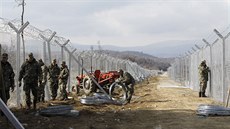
[1,108,230,129]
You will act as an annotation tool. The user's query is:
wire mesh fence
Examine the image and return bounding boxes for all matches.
[168,26,230,103]
[0,17,158,107]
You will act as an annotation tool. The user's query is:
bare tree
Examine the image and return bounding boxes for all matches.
[15,0,26,62]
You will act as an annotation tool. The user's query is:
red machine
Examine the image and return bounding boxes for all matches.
[75,70,120,95]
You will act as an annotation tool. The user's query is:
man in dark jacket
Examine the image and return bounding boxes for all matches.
[48,59,60,100]
[0,53,15,104]
[19,53,42,110]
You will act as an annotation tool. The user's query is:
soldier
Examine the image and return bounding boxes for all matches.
[18,53,42,110]
[118,69,135,103]
[48,59,60,100]
[0,53,15,105]
[58,61,69,101]
[38,59,48,102]
[198,60,210,97]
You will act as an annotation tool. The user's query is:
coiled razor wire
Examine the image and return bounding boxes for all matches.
[197,104,230,116]
[80,93,127,105]
[39,105,79,117]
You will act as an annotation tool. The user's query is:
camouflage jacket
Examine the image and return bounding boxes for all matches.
[119,72,135,85]
[59,66,69,83]
[41,64,48,83]
[19,59,42,84]
[48,64,60,81]
[198,64,210,81]
[1,61,15,90]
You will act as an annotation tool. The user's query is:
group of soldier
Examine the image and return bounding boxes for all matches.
[0,51,213,112]
[0,52,69,111]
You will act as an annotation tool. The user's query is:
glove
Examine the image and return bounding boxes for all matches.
[19,81,22,87]
[39,80,42,84]
[11,86,15,92]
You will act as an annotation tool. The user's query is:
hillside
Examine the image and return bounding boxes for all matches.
[1,43,173,71]
[101,50,174,71]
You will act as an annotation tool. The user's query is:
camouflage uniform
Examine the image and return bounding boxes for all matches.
[19,53,42,110]
[198,60,210,97]
[118,69,135,103]
[38,59,48,102]
[58,61,69,100]
[0,53,15,104]
[48,59,60,100]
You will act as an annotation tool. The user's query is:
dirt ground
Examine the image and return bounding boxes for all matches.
[1,74,230,129]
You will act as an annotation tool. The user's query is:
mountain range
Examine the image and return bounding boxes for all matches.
[23,39,197,58]
[73,40,197,58]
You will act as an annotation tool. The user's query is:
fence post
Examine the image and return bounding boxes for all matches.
[8,21,29,107]
[214,29,230,102]
[202,38,219,97]
[68,49,76,92]
[55,39,69,62]
[39,32,56,101]
[39,32,56,64]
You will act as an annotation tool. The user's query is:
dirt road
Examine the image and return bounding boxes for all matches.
[1,74,230,129]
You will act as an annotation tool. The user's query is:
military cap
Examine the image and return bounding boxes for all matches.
[28,53,33,57]
[38,59,43,62]
[118,69,123,73]
[2,53,8,57]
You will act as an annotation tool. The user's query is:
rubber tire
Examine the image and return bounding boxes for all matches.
[82,76,96,95]
[109,82,128,105]
[75,85,80,94]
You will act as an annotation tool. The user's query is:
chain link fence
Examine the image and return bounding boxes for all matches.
[0,17,158,107]
[168,26,230,103]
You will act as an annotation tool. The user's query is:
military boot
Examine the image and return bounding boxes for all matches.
[202,92,207,97]
[26,104,31,110]
[0,111,4,116]
[37,97,41,102]
[33,100,37,110]
[41,97,45,103]
[199,92,202,97]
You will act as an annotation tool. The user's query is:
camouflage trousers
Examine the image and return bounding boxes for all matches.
[200,80,207,93]
[59,80,68,100]
[125,83,134,103]
[23,82,38,108]
[0,89,7,104]
[49,80,59,100]
[38,82,46,102]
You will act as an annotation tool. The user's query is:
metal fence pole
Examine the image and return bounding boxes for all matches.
[8,21,29,107]
[40,32,56,64]
[214,29,230,102]
[68,49,76,92]
[202,38,219,97]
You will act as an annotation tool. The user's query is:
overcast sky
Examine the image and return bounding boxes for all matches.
[0,0,229,47]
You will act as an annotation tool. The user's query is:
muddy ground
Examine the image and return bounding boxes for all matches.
[1,74,230,129]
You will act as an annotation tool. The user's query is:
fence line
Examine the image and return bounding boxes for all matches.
[168,26,230,103]
[0,17,158,107]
